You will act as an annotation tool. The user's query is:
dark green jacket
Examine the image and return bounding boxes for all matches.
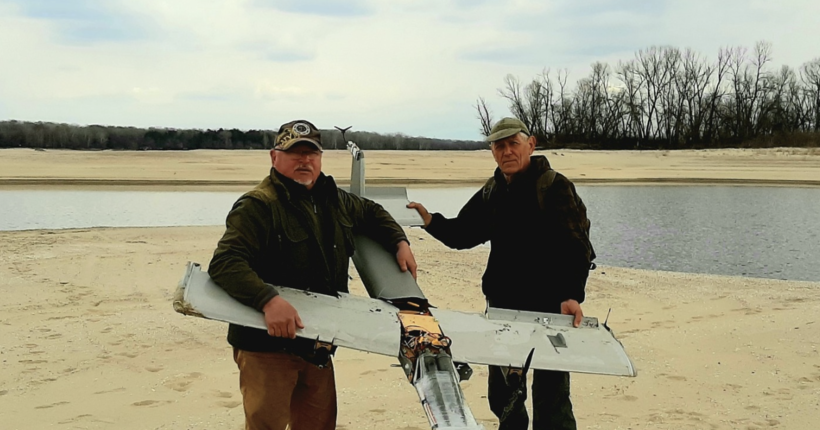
[208,168,408,352]
[425,155,594,313]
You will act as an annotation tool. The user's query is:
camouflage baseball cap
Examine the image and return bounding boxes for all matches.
[486,117,530,143]
[275,120,322,151]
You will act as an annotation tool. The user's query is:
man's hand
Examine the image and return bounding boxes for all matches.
[406,202,432,228]
[560,299,584,327]
[396,240,418,279]
[262,296,304,338]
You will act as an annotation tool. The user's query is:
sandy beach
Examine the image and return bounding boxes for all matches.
[1,148,819,429]
[1,147,819,189]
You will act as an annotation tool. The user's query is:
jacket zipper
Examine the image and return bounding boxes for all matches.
[291,195,333,293]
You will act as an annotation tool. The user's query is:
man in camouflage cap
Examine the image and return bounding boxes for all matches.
[209,119,418,430]
[408,117,595,430]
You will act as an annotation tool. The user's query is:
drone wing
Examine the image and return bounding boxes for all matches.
[173,261,402,357]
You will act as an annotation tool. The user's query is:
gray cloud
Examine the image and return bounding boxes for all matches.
[252,0,374,17]
[263,50,315,62]
[460,44,552,66]
[5,0,153,44]
[177,91,241,103]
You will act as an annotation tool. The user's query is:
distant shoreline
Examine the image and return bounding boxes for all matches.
[1,147,819,190]
[3,176,820,190]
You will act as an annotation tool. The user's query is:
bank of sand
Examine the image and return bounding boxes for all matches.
[1,147,819,429]
[1,146,819,188]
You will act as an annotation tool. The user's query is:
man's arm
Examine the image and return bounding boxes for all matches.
[410,189,491,250]
[208,196,304,338]
[208,196,278,311]
[546,175,594,306]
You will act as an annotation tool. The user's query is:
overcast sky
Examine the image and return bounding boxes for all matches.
[1,0,818,140]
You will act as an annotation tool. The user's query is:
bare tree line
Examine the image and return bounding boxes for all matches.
[0,122,486,151]
[478,41,820,149]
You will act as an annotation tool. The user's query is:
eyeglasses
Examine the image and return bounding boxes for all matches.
[275,148,323,160]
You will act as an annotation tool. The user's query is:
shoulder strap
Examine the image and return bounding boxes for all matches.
[535,169,597,268]
[481,176,496,204]
[535,169,557,211]
[244,178,285,253]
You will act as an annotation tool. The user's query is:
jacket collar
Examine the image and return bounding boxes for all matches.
[269,168,338,203]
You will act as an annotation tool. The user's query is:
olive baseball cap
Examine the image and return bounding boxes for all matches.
[275,120,322,151]
[486,117,530,143]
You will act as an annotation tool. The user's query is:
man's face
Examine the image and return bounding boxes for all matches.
[490,132,535,178]
[270,143,323,189]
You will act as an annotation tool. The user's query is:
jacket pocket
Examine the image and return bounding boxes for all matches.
[282,216,311,271]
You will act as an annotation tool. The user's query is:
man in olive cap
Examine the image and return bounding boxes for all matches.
[209,120,418,430]
[408,117,595,430]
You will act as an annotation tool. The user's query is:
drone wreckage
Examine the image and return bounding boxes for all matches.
[173,129,636,429]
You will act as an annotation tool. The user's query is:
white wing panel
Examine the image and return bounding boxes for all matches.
[174,262,402,357]
[433,308,636,377]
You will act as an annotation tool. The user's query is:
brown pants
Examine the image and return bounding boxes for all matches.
[233,348,337,430]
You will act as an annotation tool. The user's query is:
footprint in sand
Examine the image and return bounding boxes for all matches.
[360,368,388,376]
[0,390,8,396]
[145,366,164,373]
[774,388,793,400]
[35,401,70,409]
[218,400,242,409]
[94,387,126,395]
[132,400,160,407]
[163,372,203,392]
[57,414,94,424]
[213,390,233,399]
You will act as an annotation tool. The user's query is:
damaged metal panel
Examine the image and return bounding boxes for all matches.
[174,262,402,356]
[432,308,637,377]
[351,234,426,303]
[362,187,425,227]
[413,351,483,430]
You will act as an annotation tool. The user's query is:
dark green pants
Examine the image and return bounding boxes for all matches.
[488,366,576,430]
